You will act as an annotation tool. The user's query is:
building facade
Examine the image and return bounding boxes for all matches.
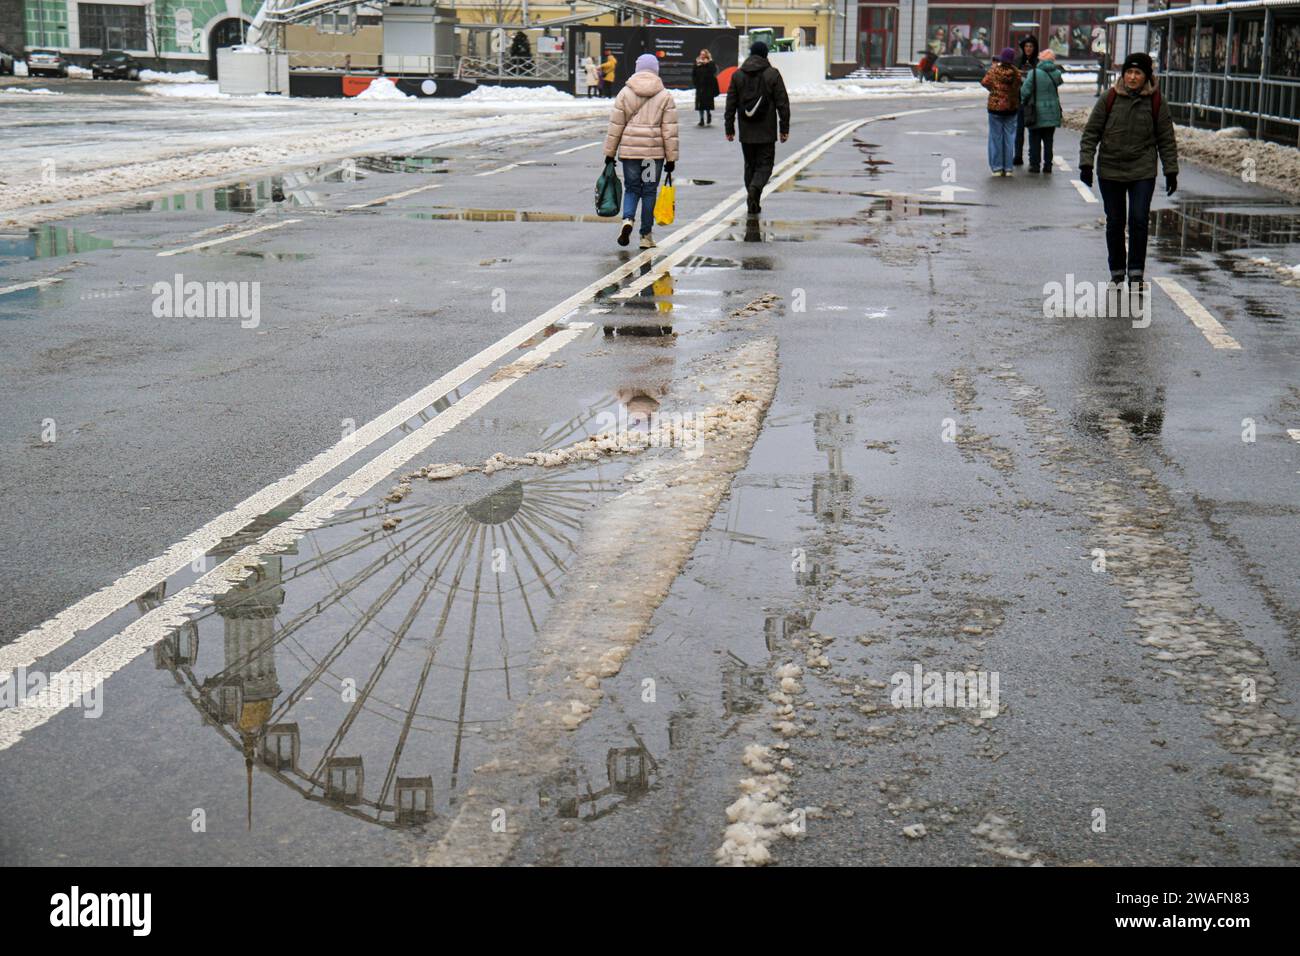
[20,0,259,72]
[827,1,1118,71]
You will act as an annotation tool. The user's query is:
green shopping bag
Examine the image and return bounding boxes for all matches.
[595,161,622,218]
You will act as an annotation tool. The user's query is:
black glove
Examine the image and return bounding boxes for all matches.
[1165,173,1177,196]
[1079,165,1094,187]
[604,156,615,167]
[664,160,675,174]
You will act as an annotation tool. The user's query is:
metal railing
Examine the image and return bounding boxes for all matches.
[457,52,569,81]
[1158,70,1300,139]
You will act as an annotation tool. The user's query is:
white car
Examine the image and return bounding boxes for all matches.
[26,49,69,78]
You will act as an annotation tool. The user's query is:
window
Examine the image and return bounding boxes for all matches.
[317,11,354,35]
[1049,8,1111,60]
[1271,17,1300,78]
[926,8,993,59]
[79,4,146,51]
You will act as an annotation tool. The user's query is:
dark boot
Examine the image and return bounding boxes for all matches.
[746,186,762,214]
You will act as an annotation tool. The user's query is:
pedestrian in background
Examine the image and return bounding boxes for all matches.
[583,56,601,98]
[725,40,791,214]
[603,53,680,249]
[1013,34,1039,166]
[692,49,719,126]
[1021,48,1064,173]
[1078,52,1180,285]
[981,49,1021,176]
[600,51,617,96]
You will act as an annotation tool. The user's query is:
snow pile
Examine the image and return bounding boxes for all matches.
[0,87,61,95]
[144,81,227,98]
[1247,255,1300,287]
[355,76,411,101]
[67,65,92,78]
[13,60,27,76]
[463,84,575,102]
[140,69,208,84]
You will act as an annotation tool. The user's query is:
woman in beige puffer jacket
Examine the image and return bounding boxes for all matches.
[603,54,680,249]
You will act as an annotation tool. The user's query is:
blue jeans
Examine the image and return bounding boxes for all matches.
[1098,176,1157,277]
[622,158,663,236]
[987,113,1016,172]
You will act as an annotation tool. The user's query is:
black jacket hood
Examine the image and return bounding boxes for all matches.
[741,54,770,73]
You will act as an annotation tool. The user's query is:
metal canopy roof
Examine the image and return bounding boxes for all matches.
[1108,0,1300,25]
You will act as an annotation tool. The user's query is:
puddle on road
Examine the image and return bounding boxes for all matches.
[0,224,114,261]
[410,207,616,224]
[354,155,450,175]
[138,402,656,830]
[102,176,331,217]
[1151,197,1300,255]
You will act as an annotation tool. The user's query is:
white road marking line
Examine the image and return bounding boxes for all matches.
[0,142,797,687]
[1071,179,1098,203]
[345,182,443,209]
[157,219,301,257]
[1053,155,1071,171]
[0,328,583,752]
[0,277,61,296]
[554,141,602,155]
[1289,429,1300,443]
[1153,276,1242,350]
[475,160,538,177]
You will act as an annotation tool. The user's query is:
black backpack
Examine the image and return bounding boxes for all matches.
[738,69,771,122]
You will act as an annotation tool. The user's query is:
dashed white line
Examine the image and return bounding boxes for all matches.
[157,219,301,257]
[345,182,443,209]
[0,277,62,296]
[1153,276,1242,350]
[554,141,602,156]
[1053,155,1071,172]
[1071,179,1098,203]
[475,160,539,177]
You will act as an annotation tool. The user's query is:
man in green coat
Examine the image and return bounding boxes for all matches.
[1020,48,1064,173]
[1079,52,1180,284]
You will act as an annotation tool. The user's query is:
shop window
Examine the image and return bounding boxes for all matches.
[926,7,993,59]
[1049,8,1110,60]
[1231,19,1265,74]
[1272,17,1300,78]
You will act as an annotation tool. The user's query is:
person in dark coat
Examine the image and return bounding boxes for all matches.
[1079,52,1180,285]
[724,41,791,214]
[1013,34,1038,166]
[692,49,719,126]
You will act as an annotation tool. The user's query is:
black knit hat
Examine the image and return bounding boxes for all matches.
[750,40,769,57]
[1121,52,1154,83]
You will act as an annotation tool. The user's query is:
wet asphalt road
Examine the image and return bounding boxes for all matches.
[2,89,1299,865]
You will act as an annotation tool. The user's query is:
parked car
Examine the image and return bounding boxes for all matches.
[933,55,989,82]
[91,50,142,80]
[0,46,17,76]
[26,49,69,78]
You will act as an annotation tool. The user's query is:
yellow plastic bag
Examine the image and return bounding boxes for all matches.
[654,172,676,226]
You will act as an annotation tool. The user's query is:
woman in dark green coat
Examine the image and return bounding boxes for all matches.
[1020,48,1064,173]
[1079,52,1180,285]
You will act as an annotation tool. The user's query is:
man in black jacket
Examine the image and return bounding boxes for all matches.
[725,41,792,214]
[1013,34,1038,166]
